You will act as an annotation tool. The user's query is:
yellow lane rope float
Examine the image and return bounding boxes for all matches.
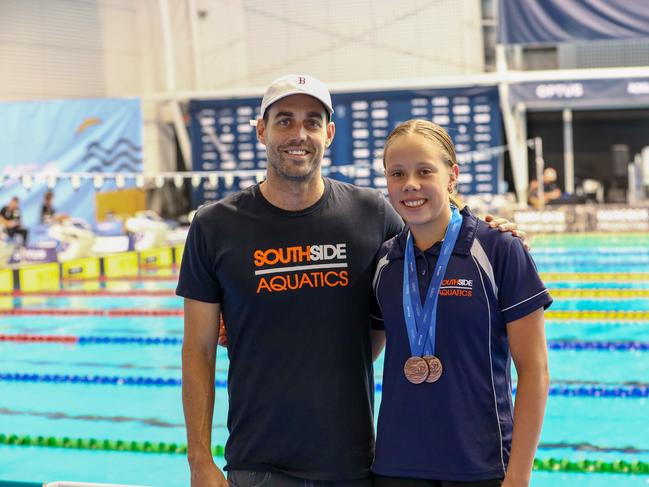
[541,273,649,282]
[546,310,649,321]
[548,289,649,298]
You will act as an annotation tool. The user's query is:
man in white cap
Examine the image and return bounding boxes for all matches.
[177,74,519,486]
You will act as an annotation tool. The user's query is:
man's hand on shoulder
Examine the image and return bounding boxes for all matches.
[484,214,530,251]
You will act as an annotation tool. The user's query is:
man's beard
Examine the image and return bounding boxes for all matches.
[266,147,321,182]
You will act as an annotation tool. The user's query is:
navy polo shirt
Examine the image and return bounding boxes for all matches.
[371,207,552,481]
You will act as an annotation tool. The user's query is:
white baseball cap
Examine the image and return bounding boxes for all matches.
[260,74,333,120]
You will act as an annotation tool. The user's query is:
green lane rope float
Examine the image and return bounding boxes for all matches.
[533,457,649,475]
[0,433,218,456]
[1,433,648,475]
[532,234,649,247]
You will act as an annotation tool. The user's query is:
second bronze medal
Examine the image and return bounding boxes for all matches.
[423,355,443,383]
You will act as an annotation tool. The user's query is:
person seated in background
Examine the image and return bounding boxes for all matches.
[529,167,562,208]
[40,191,68,224]
[0,196,29,245]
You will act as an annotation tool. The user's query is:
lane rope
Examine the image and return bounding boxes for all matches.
[546,320,649,326]
[0,334,79,343]
[0,309,182,317]
[1,310,646,320]
[546,311,649,321]
[4,288,649,298]
[547,340,649,351]
[1,373,647,397]
[541,272,649,282]
[2,334,647,351]
[62,275,178,282]
[0,433,647,474]
[548,289,649,298]
[0,334,182,345]
[2,290,176,297]
[532,458,649,475]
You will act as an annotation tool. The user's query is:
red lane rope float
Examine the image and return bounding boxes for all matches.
[62,275,179,282]
[0,309,182,317]
[2,334,646,351]
[0,334,78,343]
[0,334,181,345]
[4,289,176,297]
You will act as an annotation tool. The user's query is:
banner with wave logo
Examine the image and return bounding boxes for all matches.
[0,98,142,225]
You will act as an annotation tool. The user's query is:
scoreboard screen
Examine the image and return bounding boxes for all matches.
[189,86,502,207]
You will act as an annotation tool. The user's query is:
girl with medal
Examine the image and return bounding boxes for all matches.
[371,120,552,487]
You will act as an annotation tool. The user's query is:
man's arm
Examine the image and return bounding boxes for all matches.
[503,308,550,487]
[182,297,227,487]
[0,210,11,228]
[370,329,386,362]
[544,187,562,203]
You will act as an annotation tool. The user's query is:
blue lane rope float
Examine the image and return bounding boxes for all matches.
[547,340,649,351]
[537,442,649,454]
[0,373,184,386]
[1,373,648,397]
[538,385,649,398]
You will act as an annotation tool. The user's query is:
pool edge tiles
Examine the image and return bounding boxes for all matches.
[0,269,13,293]
[0,480,42,487]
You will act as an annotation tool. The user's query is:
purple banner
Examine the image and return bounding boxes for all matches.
[498,0,649,44]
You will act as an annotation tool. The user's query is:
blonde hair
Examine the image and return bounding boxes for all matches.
[383,119,462,207]
[383,119,457,169]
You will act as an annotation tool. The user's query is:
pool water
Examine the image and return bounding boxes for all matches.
[0,234,648,486]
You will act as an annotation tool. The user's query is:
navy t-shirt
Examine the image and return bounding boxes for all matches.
[372,207,552,481]
[0,206,20,223]
[177,178,403,480]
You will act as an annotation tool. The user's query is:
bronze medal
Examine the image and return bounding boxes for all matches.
[423,355,443,383]
[404,356,429,384]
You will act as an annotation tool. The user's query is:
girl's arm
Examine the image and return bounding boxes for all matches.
[504,307,550,487]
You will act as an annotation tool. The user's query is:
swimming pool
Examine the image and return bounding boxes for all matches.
[0,233,648,486]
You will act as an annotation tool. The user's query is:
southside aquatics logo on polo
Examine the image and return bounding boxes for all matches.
[253,243,349,294]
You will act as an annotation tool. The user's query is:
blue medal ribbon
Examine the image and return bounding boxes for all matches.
[402,205,462,357]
